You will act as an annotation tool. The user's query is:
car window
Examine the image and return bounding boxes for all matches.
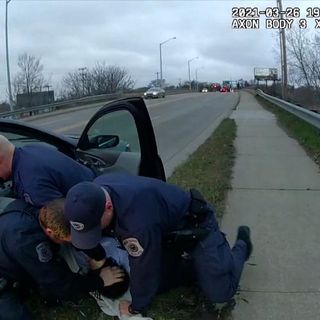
[86,109,141,153]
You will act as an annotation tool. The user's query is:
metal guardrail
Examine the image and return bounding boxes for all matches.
[0,89,191,120]
[0,92,123,119]
[256,89,320,130]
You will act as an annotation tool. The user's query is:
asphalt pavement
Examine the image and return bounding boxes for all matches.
[221,91,320,319]
[27,92,239,178]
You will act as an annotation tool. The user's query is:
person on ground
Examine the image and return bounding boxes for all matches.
[0,198,126,320]
[64,173,253,316]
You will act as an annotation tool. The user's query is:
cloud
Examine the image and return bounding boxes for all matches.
[0,0,306,101]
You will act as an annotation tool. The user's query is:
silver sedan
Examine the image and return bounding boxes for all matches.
[143,87,166,99]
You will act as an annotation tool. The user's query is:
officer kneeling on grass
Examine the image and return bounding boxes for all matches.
[0,199,128,320]
[64,173,253,316]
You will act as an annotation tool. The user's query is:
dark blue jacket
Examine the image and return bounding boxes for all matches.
[0,203,103,300]
[12,145,95,207]
[94,173,191,311]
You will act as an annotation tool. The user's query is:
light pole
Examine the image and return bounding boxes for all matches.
[5,0,13,110]
[188,56,198,91]
[159,37,176,88]
[195,66,203,92]
[277,0,288,99]
[78,67,87,96]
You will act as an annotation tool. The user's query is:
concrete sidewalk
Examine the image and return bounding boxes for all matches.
[222,91,320,319]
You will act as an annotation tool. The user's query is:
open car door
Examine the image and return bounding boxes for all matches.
[76,97,166,181]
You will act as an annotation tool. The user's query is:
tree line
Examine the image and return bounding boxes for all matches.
[12,54,135,101]
[284,28,320,106]
[11,29,320,107]
[287,28,320,92]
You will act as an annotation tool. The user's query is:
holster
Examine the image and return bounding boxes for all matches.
[165,189,210,252]
[187,188,209,227]
[0,277,8,294]
[0,277,26,298]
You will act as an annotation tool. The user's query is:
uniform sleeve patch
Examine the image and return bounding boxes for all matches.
[36,242,53,263]
[123,238,144,257]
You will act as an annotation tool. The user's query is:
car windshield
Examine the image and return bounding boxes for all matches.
[148,87,160,91]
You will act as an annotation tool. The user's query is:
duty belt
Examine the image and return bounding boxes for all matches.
[0,277,8,293]
[0,277,21,295]
[165,189,211,251]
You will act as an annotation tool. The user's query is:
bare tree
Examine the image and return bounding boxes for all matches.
[63,62,135,98]
[62,71,83,99]
[286,29,310,86]
[91,62,134,94]
[277,28,320,105]
[13,53,44,95]
[286,28,320,92]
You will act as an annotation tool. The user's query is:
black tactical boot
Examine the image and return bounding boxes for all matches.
[236,226,253,260]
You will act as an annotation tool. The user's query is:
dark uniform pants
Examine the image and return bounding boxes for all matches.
[0,292,32,320]
[191,205,247,303]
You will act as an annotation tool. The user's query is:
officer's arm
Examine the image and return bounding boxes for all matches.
[13,164,64,207]
[124,226,162,312]
[16,241,104,300]
[20,180,63,207]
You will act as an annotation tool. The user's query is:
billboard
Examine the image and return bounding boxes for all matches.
[16,91,55,108]
[254,68,278,81]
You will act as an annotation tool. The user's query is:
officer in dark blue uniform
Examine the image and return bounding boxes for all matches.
[0,135,95,207]
[0,199,124,320]
[64,173,253,316]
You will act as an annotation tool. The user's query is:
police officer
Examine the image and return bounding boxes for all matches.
[64,173,253,316]
[0,135,95,207]
[0,198,125,320]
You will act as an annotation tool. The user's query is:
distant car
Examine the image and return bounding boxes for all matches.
[211,83,221,92]
[220,86,230,93]
[201,88,208,93]
[143,87,165,99]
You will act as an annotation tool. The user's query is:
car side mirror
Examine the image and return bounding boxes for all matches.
[89,135,120,149]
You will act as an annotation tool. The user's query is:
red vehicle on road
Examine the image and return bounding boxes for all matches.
[220,85,230,93]
[211,83,221,92]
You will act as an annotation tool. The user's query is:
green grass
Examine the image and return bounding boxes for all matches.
[27,118,237,319]
[168,118,237,219]
[26,293,112,320]
[256,95,320,165]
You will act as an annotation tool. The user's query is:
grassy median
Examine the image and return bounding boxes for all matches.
[256,95,320,166]
[28,118,237,320]
[168,118,236,218]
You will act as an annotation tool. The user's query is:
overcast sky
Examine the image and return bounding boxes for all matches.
[0,0,316,101]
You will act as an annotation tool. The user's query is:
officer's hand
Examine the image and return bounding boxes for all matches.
[89,258,106,270]
[119,300,131,316]
[99,266,125,287]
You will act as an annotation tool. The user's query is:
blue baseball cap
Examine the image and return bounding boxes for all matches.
[64,182,106,250]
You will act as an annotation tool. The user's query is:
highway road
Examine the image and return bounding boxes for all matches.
[27,92,239,176]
